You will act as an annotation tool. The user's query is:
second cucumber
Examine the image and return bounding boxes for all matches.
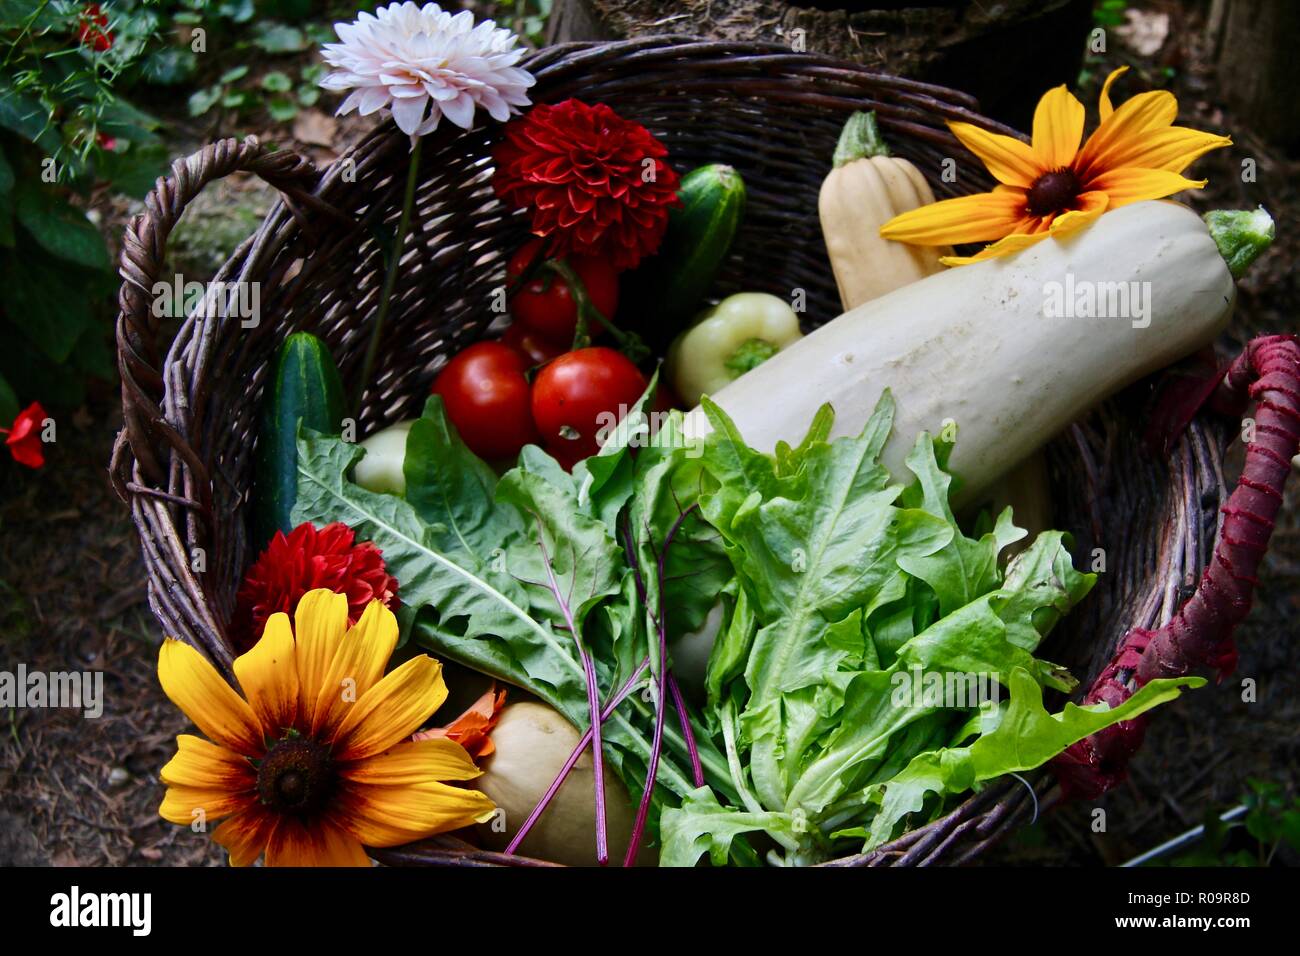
[620,163,746,349]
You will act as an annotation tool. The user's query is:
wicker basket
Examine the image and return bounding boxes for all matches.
[110,37,1292,867]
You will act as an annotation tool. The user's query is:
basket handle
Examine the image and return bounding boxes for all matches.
[111,136,322,499]
[1053,335,1300,799]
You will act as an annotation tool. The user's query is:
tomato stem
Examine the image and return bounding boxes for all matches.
[545,258,649,363]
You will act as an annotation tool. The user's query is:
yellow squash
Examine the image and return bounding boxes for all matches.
[818,111,951,311]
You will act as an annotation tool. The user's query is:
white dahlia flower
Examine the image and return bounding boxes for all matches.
[319,2,535,137]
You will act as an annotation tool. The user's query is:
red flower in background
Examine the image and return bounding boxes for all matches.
[233,522,399,652]
[2,402,48,469]
[493,99,681,271]
[77,4,114,53]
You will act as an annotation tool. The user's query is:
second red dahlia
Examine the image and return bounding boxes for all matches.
[233,521,399,652]
[493,99,681,271]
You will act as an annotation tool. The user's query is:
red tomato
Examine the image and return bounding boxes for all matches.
[501,322,566,367]
[532,347,648,464]
[431,342,538,460]
[507,240,619,345]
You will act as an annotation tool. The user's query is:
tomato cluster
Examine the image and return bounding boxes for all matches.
[430,242,651,467]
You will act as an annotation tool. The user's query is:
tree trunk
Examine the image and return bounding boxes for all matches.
[547,0,1093,129]
[1212,0,1300,152]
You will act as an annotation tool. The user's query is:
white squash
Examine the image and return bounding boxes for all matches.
[475,702,654,866]
[682,201,1238,508]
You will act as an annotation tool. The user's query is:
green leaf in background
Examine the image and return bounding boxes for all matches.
[188,85,222,117]
[93,143,170,199]
[0,147,13,247]
[97,98,163,149]
[261,71,293,93]
[0,372,17,424]
[267,97,298,122]
[217,0,256,23]
[142,48,199,86]
[220,66,251,84]
[0,88,60,154]
[0,147,13,196]
[0,249,97,363]
[253,23,309,53]
[13,181,110,271]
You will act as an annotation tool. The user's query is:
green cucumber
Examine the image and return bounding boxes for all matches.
[252,332,345,550]
[622,163,746,349]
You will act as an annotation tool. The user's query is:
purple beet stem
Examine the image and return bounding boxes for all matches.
[505,657,650,856]
[623,504,697,865]
[531,514,608,864]
[668,672,705,788]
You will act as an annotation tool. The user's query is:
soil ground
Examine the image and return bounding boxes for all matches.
[1,3,1296,867]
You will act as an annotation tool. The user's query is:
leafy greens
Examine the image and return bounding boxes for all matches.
[292,387,1202,867]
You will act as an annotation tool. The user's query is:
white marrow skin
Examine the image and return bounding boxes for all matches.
[683,201,1235,507]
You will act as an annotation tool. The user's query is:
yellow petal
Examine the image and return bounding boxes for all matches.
[949,121,1042,187]
[332,655,448,760]
[233,612,299,737]
[157,638,263,755]
[265,817,372,867]
[1090,166,1207,207]
[880,188,1027,246]
[160,734,255,790]
[1076,89,1179,179]
[333,779,496,847]
[1031,85,1085,169]
[939,231,1048,266]
[294,589,350,721]
[1098,66,1129,122]
[341,738,484,786]
[1049,190,1109,237]
[1086,126,1231,177]
[159,783,252,826]
[212,808,276,867]
[310,599,399,738]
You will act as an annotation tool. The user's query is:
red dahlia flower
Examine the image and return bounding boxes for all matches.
[233,522,399,651]
[492,99,681,271]
[2,402,48,469]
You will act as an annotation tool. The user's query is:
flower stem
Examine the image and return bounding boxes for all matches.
[354,137,423,417]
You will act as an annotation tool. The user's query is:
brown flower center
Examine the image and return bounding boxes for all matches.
[1026,167,1082,218]
[257,735,334,817]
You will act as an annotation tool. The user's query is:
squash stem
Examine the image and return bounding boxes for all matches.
[1205,206,1274,279]
[833,110,890,167]
[354,137,423,417]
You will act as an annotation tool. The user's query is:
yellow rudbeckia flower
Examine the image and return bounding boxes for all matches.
[880,66,1232,264]
[156,588,495,866]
